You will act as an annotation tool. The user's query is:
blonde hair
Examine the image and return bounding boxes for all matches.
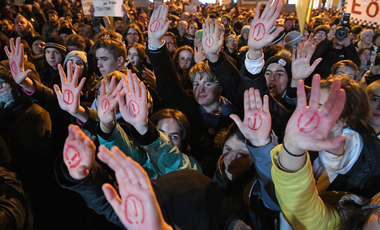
[189,62,218,83]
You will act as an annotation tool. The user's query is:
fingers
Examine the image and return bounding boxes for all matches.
[229,114,243,131]
[125,157,151,190]
[108,76,116,93]
[254,89,262,110]
[102,183,122,212]
[315,134,347,152]
[132,73,141,97]
[66,62,73,83]
[310,58,322,70]
[244,90,250,113]
[77,77,86,92]
[58,64,68,85]
[308,74,321,109]
[100,79,106,96]
[253,3,261,21]
[263,95,269,113]
[296,79,307,108]
[249,87,256,109]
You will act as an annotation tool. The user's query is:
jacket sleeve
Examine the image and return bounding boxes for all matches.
[271,145,341,230]
[146,43,196,112]
[130,120,202,177]
[247,132,280,211]
[97,123,148,166]
[54,156,126,229]
[343,43,361,67]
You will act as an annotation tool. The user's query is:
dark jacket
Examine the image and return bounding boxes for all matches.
[208,52,290,142]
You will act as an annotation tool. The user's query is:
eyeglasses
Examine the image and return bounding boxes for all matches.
[315,32,326,36]
[166,42,174,46]
[127,32,138,36]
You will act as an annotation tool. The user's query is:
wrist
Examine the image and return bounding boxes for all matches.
[282,138,305,156]
[134,122,149,136]
[72,106,88,123]
[207,52,219,63]
[247,49,263,60]
[20,77,35,92]
[100,120,115,134]
[149,39,164,49]
[290,78,299,88]
[247,136,271,147]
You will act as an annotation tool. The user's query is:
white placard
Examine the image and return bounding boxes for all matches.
[184,5,197,14]
[14,0,23,6]
[154,0,163,10]
[93,0,123,17]
[191,0,199,5]
[345,0,380,27]
[82,0,92,15]
[134,0,150,7]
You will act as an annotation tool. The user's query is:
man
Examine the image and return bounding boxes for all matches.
[42,10,59,39]
[221,14,235,37]
[1,19,16,39]
[114,17,126,35]
[65,34,86,52]
[180,12,190,22]
[313,25,329,45]
[163,32,177,57]
[14,15,39,48]
[284,18,294,34]
[176,21,188,47]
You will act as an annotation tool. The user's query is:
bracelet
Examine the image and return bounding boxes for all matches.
[277,155,298,173]
[245,136,272,148]
[282,143,306,157]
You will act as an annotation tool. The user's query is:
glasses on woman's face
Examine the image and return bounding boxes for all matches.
[127,32,138,36]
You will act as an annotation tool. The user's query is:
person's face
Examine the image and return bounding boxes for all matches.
[265,63,289,100]
[67,56,85,76]
[188,24,197,36]
[1,20,12,33]
[242,31,249,40]
[177,21,188,35]
[73,22,80,32]
[218,24,225,36]
[361,50,371,62]
[335,66,356,79]
[363,33,374,44]
[375,37,380,47]
[180,13,189,22]
[285,20,293,30]
[115,20,126,33]
[15,17,28,34]
[59,33,70,43]
[163,35,175,52]
[315,31,326,44]
[367,87,380,128]
[363,208,380,230]
[193,74,221,107]
[32,39,45,55]
[125,28,139,45]
[78,25,85,36]
[45,47,63,69]
[178,50,192,70]
[194,35,202,47]
[226,36,236,50]
[0,80,11,95]
[83,27,94,39]
[48,13,58,23]
[156,118,182,150]
[223,135,253,178]
[138,14,146,24]
[127,47,142,67]
[221,17,229,27]
[96,48,119,77]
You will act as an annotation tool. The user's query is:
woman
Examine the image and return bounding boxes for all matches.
[331,60,359,81]
[126,43,151,72]
[122,24,144,47]
[366,80,380,138]
[173,45,194,90]
[358,47,372,81]
[237,25,250,50]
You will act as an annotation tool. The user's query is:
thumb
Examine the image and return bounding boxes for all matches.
[311,58,322,69]
[53,84,62,95]
[229,114,243,128]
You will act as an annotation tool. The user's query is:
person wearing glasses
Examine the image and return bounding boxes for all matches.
[122,24,144,47]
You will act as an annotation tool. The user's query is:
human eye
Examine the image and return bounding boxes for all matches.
[264,71,271,76]
[371,98,379,102]
[205,82,213,87]
[193,82,199,87]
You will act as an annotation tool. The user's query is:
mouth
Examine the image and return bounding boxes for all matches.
[267,83,276,92]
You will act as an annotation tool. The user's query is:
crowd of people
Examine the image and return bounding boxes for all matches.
[1,0,380,229]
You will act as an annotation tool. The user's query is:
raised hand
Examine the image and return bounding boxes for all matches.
[280,75,346,171]
[148,4,171,48]
[97,76,123,127]
[54,63,86,116]
[230,88,271,146]
[194,44,206,63]
[98,146,172,230]
[117,70,148,135]
[291,34,322,87]
[141,68,157,91]
[202,18,224,62]
[247,0,284,52]
[63,124,96,180]
[4,37,31,85]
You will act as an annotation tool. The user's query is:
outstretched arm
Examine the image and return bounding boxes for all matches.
[98,145,173,230]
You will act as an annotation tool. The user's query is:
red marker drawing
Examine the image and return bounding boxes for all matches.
[101,98,110,113]
[64,145,81,168]
[252,23,265,41]
[297,111,320,133]
[149,20,160,33]
[10,62,18,75]
[63,90,74,105]
[129,100,140,118]
[205,35,214,48]
[125,195,144,224]
[248,113,262,130]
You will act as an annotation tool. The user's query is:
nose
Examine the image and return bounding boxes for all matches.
[198,85,205,92]
[97,60,102,68]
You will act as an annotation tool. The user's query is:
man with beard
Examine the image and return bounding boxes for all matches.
[114,17,126,35]
[42,10,59,39]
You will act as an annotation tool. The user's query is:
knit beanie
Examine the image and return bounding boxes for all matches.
[241,25,250,35]
[195,29,203,40]
[268,27,285,45]
[313,25,329,34]
[29,35,45,48]
[63,51,88,70]
[222,14,231,25]
[360,29,374,40]
[284,31,303,48]
[45,36,67,58]
[264,55,292,85]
